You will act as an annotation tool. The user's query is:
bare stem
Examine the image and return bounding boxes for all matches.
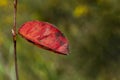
[12,0,19,80]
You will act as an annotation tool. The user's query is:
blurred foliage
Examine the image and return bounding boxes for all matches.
[0,0,120,80]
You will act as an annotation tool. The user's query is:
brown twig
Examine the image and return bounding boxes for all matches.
[12,0,19,80]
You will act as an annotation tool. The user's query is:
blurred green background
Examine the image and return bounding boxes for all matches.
[0,0,120,80]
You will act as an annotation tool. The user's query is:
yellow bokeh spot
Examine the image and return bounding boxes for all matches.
[73,5,88,18]
[0,0,8,7]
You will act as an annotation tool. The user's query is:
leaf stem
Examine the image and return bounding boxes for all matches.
[12,0,19,80]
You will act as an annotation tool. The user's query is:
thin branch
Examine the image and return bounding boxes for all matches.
[13,0,17,32]
[12,0,19,80]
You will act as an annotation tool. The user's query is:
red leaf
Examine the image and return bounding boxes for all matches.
[18,21,69,55]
